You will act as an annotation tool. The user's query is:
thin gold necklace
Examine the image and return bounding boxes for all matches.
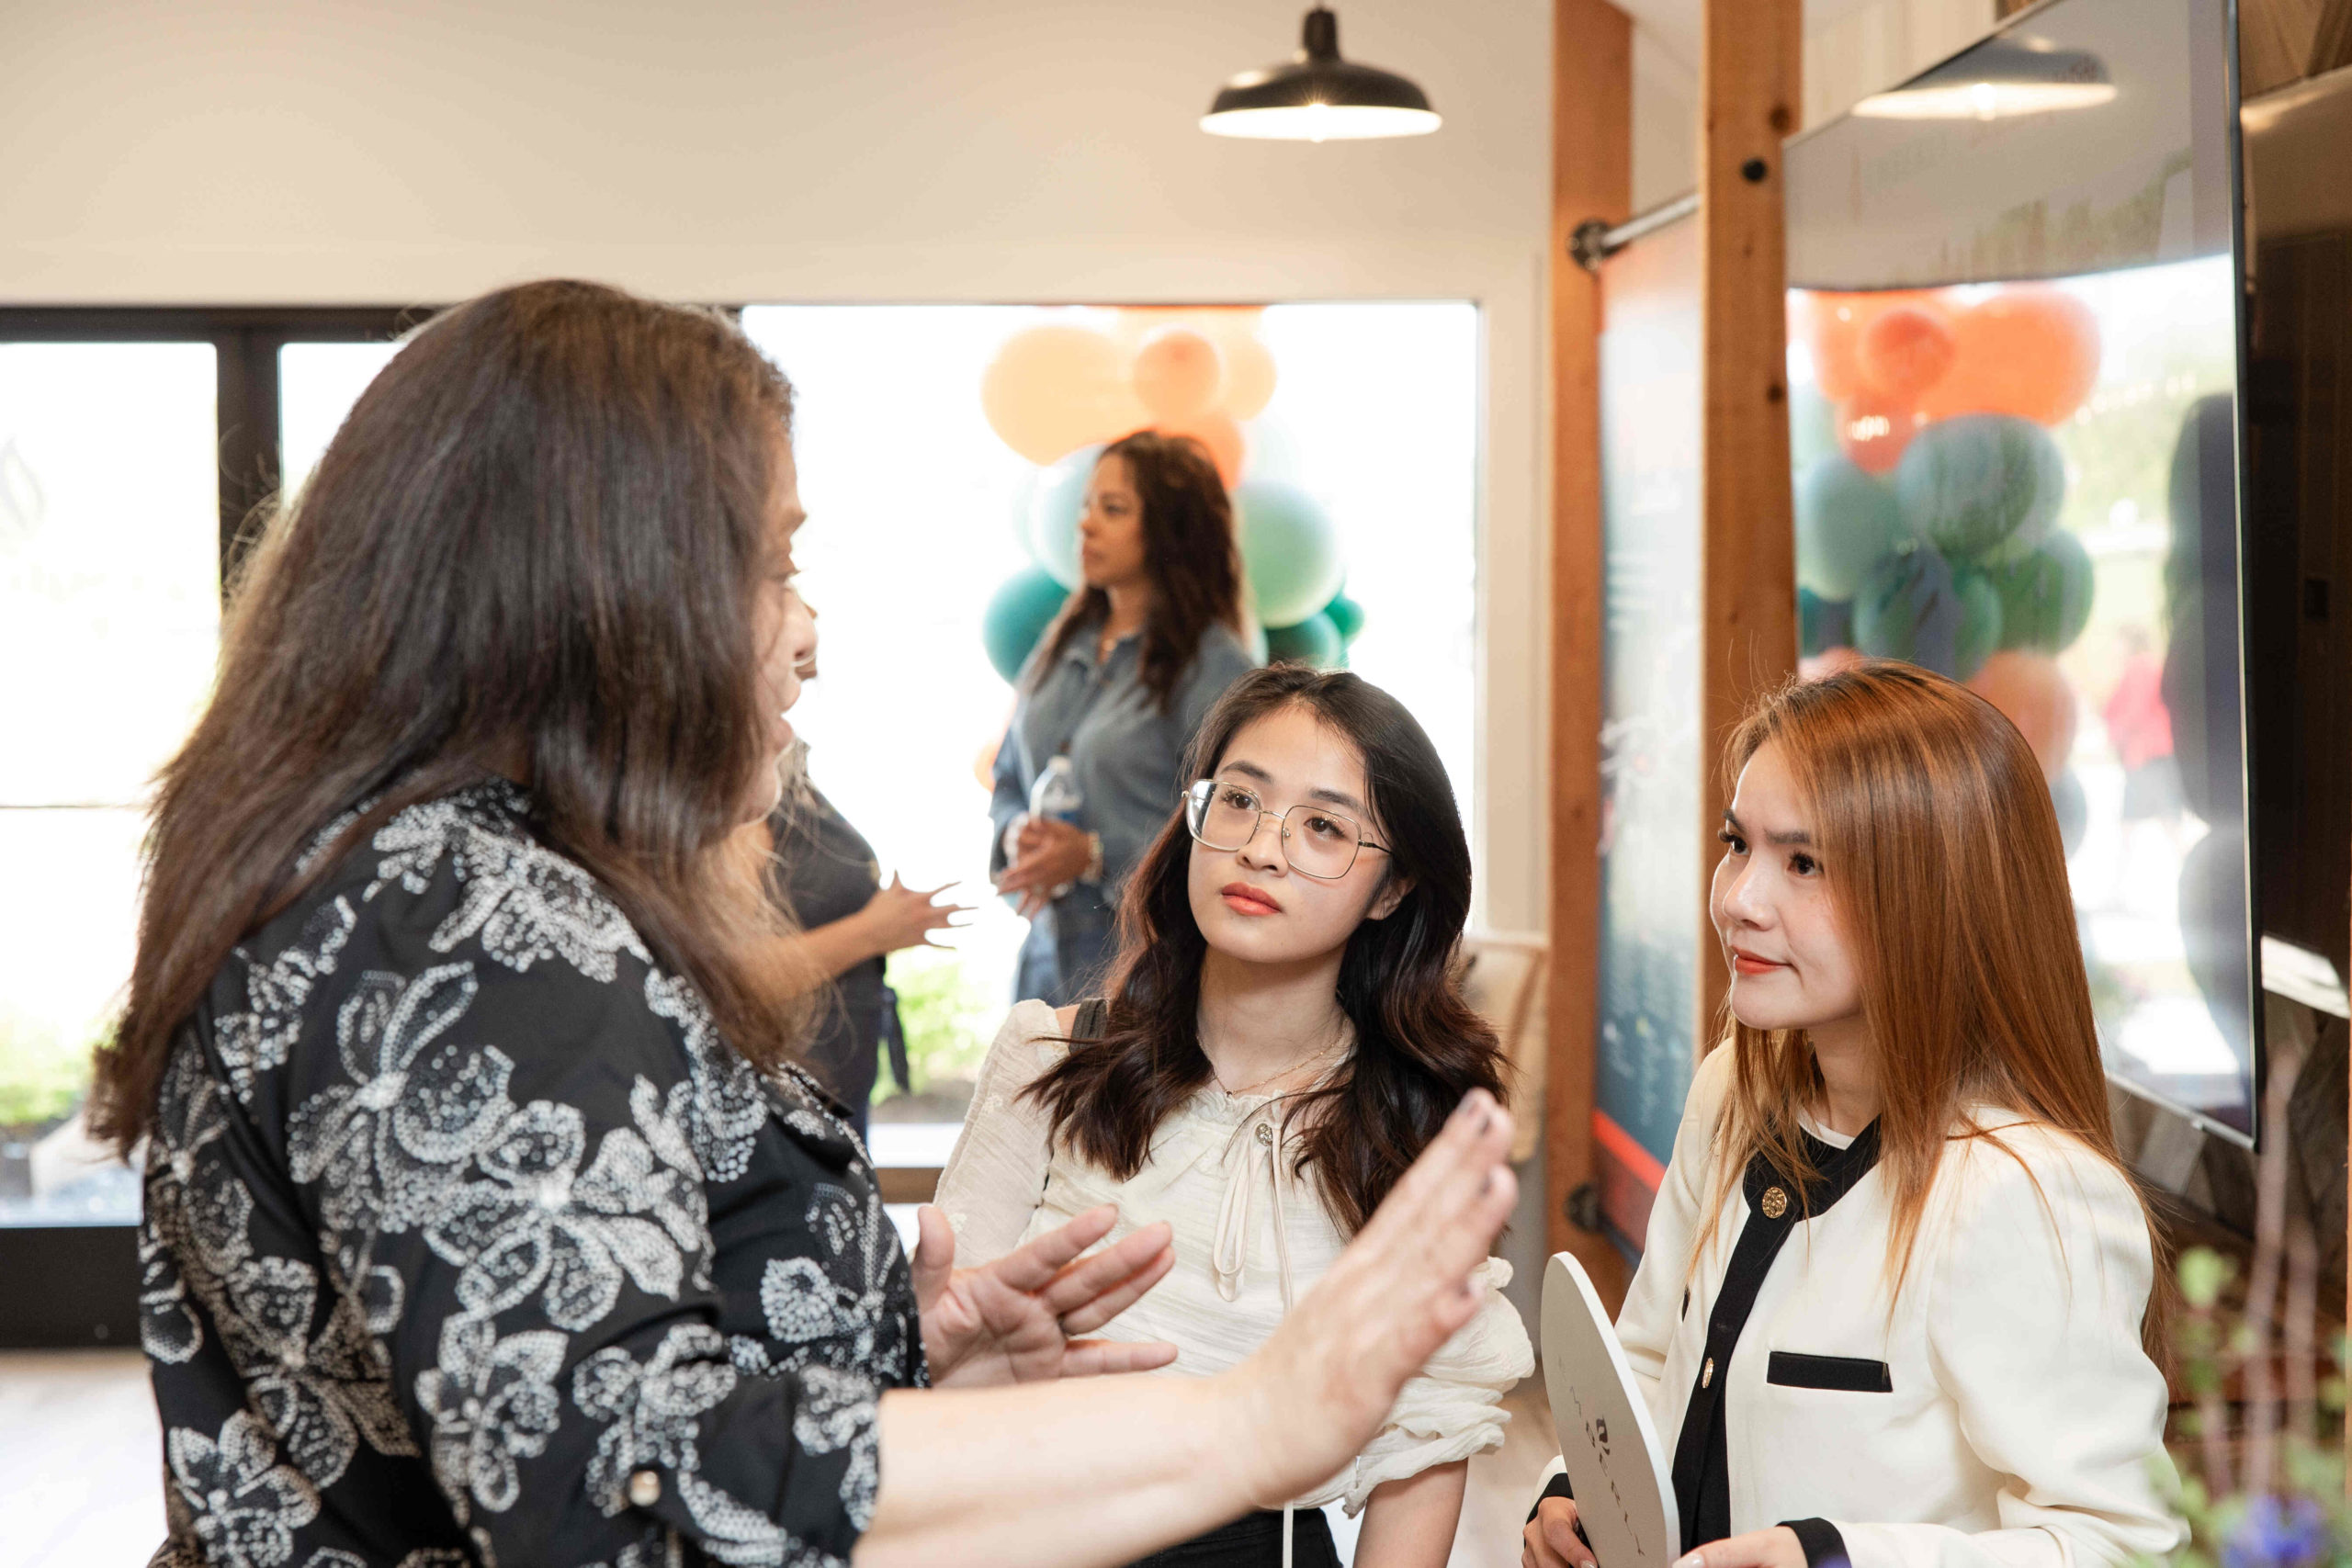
[1208,1032,1348,1099]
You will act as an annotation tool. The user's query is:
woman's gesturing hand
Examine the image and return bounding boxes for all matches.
[1219,1088,1520,1507]
[1525,1496,1599,1568]
[855,875,972,956]
[910,1202,1180,1387]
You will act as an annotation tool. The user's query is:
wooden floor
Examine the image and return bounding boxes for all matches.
[0,1349,1553,1567]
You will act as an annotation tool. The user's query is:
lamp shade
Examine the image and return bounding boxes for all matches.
[1852,35,2115,121]
[1201,6,1440,142]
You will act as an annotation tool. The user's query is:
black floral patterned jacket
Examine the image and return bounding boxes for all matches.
[140,783,924,1568]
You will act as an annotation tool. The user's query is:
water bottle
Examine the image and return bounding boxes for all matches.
[1027,755,1084,900]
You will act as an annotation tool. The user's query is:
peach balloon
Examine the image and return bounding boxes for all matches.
[1836,389,1927,477]
[1918,287,2101,427]
[1859,304,1957,401]
[1217,335,1279,422]
[1966,650,2078,779]
[1132,329,1224,423]
[1159,412,1245,489]
[1801,646,1867,682]
[981,325,1148,465]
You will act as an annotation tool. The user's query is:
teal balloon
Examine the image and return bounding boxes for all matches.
[1986,527,2095,652]
[1795,456,1904,599]
[1894,413,2065,561]
[1264,612,1343,668]
[1236,482,1345,627]
[1953,569,2003,681]
[981,568,1071,683]
[1789,382,1839,474]
[1323,593,1366,642]
[1799,587,1853,658]
[1854,546,1963,676]
[1025,445,1102,590]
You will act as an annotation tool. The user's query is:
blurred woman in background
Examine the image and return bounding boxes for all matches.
[764,597,971,1141]
[991,430,1258,1005]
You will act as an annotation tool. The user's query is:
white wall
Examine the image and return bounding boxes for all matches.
[1613,0,1997,216]
[0,0,1558,932]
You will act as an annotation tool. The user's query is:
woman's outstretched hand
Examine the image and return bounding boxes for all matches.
[1219,1088,1520,1507]
[911,1202,1180,1388]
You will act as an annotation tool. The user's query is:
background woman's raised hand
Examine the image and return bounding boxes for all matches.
[855,874,972,954]
[910,1202,1180,1386]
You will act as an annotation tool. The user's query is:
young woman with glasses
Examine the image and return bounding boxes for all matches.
[935,664,1533,1568]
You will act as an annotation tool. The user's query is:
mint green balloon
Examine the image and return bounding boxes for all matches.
[1322,592,1366,642]
[1236,482,1345,628]
[1954,569,2004,681]
[1025,445,1102,590]
[1795,456,1904,600]
[1265,612,1342,668]
[1789,382,1839,474]
[1986,527,2094,652]
[1894,413,2064,561]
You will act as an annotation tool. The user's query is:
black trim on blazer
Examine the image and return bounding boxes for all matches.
[1668,1122,1883,1551]
[1782,1517,1852,1568]
[1767,1352,1893,1393]
[1527,1471,1577,1525]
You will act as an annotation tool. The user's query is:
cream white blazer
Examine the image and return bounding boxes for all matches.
[1540,1046,2185,1568]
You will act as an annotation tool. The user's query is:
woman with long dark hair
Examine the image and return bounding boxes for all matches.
[1522,663,2181,1568]
[943,665,1534,1568]
[91,280,1523,1568]
[990,430,1258,1005]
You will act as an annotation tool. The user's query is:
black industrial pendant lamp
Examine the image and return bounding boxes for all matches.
[1200,6,1441,142]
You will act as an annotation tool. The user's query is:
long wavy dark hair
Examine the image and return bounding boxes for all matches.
[1027,429,1250,714]
[1023,665,1506,1234]
[92,279,807,1154]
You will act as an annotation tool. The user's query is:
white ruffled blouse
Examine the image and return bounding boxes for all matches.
[933,999,1535,1515]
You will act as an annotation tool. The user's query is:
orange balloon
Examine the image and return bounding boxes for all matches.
[1967,650,2078,779]
[1217,335,1278,422]
[981,325,1149,465]
[1157,412,1245,489]
[1918,286,2101,427]
[1132,329,1223,423]
[1836,388,1926,476]
[1804,289,1953,402]
[1804,292,1871,402]
[1859,304,1957,401]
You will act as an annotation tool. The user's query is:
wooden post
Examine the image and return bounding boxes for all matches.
[1545,0,1631,1302]
[1695,0,1802,1051]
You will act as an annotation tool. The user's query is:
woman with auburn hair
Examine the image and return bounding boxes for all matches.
[990,429,1258,1006]
[90,278,1521,1568]
[1525,660,2183,1568]
[944,665,1533,1568]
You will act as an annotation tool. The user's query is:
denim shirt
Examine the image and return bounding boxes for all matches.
[989,622,1257,998]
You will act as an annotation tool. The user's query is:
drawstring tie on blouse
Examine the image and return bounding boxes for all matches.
[1210,1111,1302,1568]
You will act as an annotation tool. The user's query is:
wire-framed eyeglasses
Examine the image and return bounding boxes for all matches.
[1183,778,1389,881]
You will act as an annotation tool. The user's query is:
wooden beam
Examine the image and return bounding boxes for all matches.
[1546,0,1632,1305]
[1696,0,1802,1053]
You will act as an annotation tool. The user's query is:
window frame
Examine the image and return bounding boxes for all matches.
[0,306,421,1347]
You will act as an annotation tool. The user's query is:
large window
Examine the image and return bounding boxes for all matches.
[0,302,1482,1334]
[0,310,409,1343]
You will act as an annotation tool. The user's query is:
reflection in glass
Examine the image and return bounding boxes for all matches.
[0,343,219,1222]
[1785,0,2254,1140]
